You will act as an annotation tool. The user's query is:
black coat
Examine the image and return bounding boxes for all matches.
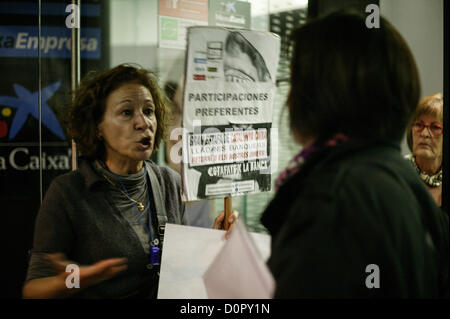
[261,139,448,298]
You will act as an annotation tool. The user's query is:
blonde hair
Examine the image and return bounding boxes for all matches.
[407,93,444,151]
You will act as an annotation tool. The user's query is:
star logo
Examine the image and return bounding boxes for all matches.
[223,1,236,14]
[0,82,65,140]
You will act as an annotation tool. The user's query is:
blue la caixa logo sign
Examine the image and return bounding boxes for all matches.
[0,82,73,171]
[0,26,101,59]
[0,82,65,140]
[0,2,101,59]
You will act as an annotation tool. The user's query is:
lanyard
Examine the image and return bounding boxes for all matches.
[116,168,161,266]
[115,167,157,245]
[103,164,162,267]
[144,172,156,245]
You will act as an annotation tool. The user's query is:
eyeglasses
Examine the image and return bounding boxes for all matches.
[411,121,444,137]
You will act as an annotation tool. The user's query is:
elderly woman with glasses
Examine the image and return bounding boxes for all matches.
[406,93,444,207]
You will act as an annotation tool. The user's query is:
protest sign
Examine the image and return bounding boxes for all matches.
[181,26,280,201]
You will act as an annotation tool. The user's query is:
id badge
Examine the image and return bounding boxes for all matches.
[150,245,161,266]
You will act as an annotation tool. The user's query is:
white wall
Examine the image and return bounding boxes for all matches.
[110,0,159,69]
[380,0,443,154]
[380,0,443,96]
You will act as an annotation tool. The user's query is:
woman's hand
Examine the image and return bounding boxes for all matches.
[23,254,128,299]
[213,210,239,239]
[46,253,128,290]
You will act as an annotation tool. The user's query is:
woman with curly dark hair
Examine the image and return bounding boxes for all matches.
[22,64,235,298]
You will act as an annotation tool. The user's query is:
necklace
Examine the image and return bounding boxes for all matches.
[408,155,443,187]
[102,173,146,212]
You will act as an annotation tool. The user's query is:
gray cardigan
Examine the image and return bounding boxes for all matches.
[25,158,186,298]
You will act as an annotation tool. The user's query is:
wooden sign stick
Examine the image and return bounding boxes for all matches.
[224,196,232,230]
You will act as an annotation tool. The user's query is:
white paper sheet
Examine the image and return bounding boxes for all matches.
[157,223,271,299]
[203,220,275,299]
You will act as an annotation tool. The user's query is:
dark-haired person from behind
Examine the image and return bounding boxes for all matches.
[22,64,237,298]
[261,11,448,298]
